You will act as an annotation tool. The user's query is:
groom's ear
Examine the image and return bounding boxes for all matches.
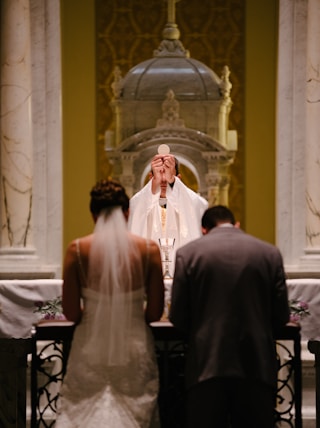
[201,227,209,235]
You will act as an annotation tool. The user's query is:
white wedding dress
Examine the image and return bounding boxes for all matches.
[55,286,160,428]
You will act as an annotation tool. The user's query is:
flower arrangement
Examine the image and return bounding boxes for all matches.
[34,296,65,320]
[289,299,310,323]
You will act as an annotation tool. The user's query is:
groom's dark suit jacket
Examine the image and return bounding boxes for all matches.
[169,226,290,390]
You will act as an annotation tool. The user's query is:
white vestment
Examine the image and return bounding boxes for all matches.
[128,178,208,312]
[128,177,208,252]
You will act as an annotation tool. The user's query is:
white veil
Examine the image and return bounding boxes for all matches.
[83,206,143,366]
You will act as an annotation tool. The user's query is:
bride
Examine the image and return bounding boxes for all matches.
[55,179,164,427]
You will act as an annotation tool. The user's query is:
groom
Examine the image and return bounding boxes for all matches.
[169,205,290,428]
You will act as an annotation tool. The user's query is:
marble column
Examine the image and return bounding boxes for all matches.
[305,0,320,251]
[0,0,63,279]
[0,0,34,251]
[276,0,320,277]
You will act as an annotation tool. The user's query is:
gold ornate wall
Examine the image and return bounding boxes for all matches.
[96,0,245,224]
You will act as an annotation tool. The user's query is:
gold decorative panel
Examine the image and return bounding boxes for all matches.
[96,0,245,224]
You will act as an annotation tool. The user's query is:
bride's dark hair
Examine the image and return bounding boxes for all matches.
[89,179,129,216]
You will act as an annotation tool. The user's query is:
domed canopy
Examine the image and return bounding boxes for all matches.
[106,0,237,205]
[119,0,222,103]
[121,56,222,101]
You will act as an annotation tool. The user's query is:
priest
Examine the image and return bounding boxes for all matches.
[128,146,208,260]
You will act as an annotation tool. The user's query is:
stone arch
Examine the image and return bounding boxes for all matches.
[107,126,235,204]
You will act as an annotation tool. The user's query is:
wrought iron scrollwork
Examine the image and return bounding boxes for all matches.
[275,340,297,427]
[32,340,64,427]
[30,324,302,428]
[30,324,74,428]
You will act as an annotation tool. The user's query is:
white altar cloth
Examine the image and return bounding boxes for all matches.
[0,278,319,340]
[0,279,63,339]
[287,278,320,340]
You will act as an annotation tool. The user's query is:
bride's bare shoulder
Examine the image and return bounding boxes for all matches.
[66,234,93,257]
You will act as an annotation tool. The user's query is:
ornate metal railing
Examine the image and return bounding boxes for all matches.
[30,323,74,428]
[29,323,302,428]
[274,326,302,427]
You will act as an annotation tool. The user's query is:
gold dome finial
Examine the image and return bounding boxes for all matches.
[163,0,181,40]
[154,0,188,57]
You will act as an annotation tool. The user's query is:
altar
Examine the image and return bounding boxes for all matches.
[0,279,63,339]
[1,278,319,341]
[0,277,319,426]
[286,278,320,340]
